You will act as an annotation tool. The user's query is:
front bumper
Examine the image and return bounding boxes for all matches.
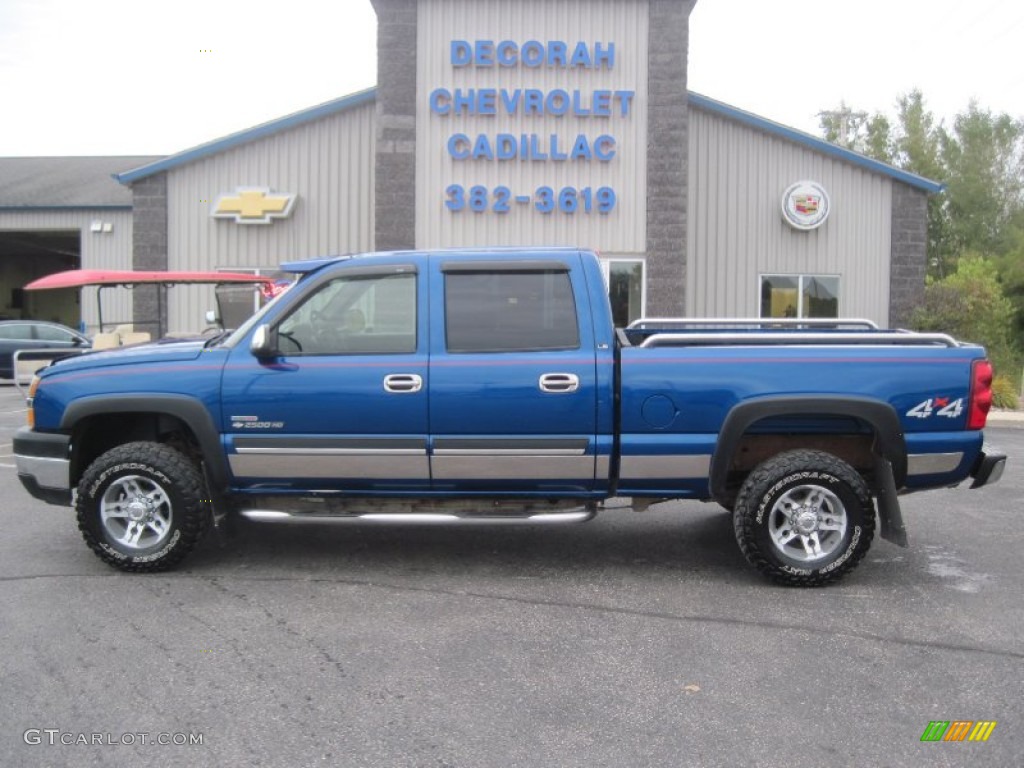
[970,447,1007,489]
[13,427,72,506]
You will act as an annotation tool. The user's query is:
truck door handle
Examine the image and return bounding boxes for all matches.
[539,373,580,393]
[383,374,423,393]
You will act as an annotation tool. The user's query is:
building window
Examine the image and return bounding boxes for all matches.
[600,259,645,327]
[760,274,840,319]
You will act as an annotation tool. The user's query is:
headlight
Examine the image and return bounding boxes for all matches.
[26,375,40,429]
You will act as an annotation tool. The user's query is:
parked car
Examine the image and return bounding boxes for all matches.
[0,320,90,379]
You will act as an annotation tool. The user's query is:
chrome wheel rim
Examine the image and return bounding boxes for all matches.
[768,484,848,563]
[99,474,173,550]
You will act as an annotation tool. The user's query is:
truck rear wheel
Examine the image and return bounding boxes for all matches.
[733,449,875,586]
[76,442,209,572]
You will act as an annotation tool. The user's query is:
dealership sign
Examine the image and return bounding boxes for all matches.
[781,180,830,230]
[212,188,297,225]
[429,39,630,216]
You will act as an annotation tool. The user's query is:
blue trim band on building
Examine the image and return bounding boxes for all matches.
[688,92,945,194]
[0,205,133,211]
[114,88,378,185]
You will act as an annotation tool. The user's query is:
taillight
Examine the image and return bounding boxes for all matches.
[967,359,993,429]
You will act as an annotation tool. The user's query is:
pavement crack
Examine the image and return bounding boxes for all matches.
[0,572,116,583]
[199,575,348,675]
[214,573,1024,662]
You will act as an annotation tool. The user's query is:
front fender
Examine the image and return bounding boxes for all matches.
[60,394,228,492]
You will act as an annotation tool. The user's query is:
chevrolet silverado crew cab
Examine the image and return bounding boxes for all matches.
[15,248,1006,585]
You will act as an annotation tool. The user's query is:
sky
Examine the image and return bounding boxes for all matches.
[1,0,1023,158]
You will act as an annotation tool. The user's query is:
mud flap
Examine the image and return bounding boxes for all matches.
[873,456,908,547]
[202,463,232,548]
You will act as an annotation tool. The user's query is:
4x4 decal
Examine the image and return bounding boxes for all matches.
[907,397,964,419]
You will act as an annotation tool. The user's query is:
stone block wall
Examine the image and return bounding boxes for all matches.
[889,182,928,328]
[372,0,418,251]
[130,172,168,335]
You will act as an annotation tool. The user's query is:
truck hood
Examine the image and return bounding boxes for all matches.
[41,338,208,377]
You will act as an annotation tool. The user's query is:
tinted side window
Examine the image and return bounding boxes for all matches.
[276,272,416,356]
[0,324,33,340]
[35,325,75,342]
[445,271,580,353]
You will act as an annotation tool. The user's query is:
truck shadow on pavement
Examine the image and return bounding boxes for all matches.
[184,503,754,582]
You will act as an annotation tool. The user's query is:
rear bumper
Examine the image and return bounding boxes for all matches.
[13,427,72,506]
[970,447,1007,489]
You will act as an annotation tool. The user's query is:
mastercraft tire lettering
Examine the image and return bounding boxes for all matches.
[733,450,875,586]
[76,442,210,572]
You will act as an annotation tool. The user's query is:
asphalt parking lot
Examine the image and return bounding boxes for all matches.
[0,382,1020,768]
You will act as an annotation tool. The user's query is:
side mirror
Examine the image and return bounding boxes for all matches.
[249,324,277,358]
[205,309,219,326]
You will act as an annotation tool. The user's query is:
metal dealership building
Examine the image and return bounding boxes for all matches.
[0,0,941,335]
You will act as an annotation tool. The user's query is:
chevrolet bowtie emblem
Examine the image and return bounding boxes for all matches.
[212,187,297,224]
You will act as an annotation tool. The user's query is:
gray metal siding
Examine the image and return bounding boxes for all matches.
[165,103,376,332]
[0,209,134,332]
[416,0,649,254]
[687,107,893,324]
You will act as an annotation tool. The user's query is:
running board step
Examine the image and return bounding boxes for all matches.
[239,509,596,526]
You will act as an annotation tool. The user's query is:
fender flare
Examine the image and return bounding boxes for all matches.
[709,395,907,501]
[60,394,228,491]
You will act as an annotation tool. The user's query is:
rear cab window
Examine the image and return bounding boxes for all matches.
[443,263,580,353]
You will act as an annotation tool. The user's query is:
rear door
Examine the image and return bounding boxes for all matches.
[427,256,599,493]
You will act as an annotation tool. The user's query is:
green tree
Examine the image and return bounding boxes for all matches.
[910,257,1018,374]
[819,93,1024,377]
[863,113,893,164]
[940,102,1024,260]
[891,91,953,276]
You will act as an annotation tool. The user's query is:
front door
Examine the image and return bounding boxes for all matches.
[220,264,428,492]
[427,258,598,493]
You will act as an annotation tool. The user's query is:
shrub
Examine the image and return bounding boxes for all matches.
[910,257,1019,373]
[992,374,1020,410]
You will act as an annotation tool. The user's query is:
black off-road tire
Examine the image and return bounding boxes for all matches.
[76,442,210,573]
[733,449,875,587]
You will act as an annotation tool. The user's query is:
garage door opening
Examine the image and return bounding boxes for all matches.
[0,230,81,327]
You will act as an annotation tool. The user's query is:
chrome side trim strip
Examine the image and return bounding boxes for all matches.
[433,438,589,452]
[619,454,711,479]
[229,454,430,480]
[236,447,425,456]
[234,437,426,451]
[907,452,964,475]
[433,448,586,457]
[14,454,71,490]
[431,456,595,481]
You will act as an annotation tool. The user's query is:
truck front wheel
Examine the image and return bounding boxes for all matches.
[733,449,875,586]
[76,442,209,572]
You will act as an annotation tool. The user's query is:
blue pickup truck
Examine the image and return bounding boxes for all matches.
[14,248,1006,585]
